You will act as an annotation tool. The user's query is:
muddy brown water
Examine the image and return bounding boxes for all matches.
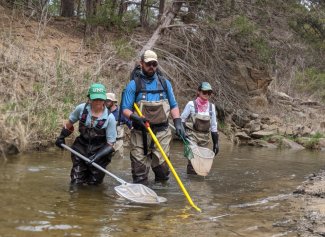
[0,141,324,237]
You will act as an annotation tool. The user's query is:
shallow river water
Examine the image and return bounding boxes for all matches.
[0,141,324,237]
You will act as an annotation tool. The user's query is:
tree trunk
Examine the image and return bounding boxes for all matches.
[140,0,148,27]
[158,0,165,22]
[76,0,81,16]
[138,1,183,57]
[61,0,75,17]
[118,0,127,19]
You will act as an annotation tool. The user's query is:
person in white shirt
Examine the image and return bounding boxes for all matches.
[180,82,219,174]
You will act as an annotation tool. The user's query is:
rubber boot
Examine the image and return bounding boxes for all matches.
[187,161,197,175]
[152,162,170,182]
[130,155,149,185]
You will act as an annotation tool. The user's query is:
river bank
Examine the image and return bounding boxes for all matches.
[293,170,325,237]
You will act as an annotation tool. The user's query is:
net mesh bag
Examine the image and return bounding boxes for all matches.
[190,145,215,176]
[182,137,215,176]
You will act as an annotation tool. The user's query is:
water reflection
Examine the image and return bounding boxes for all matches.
[0,142,324,236]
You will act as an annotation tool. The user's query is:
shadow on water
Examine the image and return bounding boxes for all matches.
[0,141,324,236]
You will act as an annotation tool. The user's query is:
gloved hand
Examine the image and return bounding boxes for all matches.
[55,127,73,149]
[173,118,186,139]
[211,132,219,155]
[88,145,115,165]
[130,113,148,129]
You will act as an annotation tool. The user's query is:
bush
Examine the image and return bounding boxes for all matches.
[295,67,325,102]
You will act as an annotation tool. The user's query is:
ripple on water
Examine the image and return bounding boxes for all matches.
[16,222,81,232]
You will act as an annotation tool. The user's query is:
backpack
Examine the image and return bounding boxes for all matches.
[130,65,168,100]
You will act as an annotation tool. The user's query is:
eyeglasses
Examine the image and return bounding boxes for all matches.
[145,61,158,67]
[202,91,212,95]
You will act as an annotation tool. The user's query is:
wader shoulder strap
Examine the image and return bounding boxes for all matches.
[80,103,89,124]
[193,100,198,114]
[95,108,111,129]
[80,103,110,129]
[209,102,212,117]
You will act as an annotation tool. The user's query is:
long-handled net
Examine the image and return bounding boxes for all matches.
[181,137,215,176]
[62,144,167,204]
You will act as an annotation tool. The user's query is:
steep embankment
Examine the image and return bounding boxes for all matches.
[0,4,324,156]
[0,6,129,155]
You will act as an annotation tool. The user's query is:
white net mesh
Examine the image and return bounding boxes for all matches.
[189,145,215,176]
[114,183,167,204]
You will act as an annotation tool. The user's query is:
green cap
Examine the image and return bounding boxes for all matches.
[199,82,212,91]
[88,83,107,100]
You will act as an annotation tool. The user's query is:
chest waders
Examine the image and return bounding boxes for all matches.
[131,76,171,184]
[185,100,213,146]
[70,103,111,185]
[184,101,215,175]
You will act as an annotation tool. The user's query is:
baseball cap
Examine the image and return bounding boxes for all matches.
[141,50,158,63]
[88,83,107,100]
[199,82,212,91]
[106,93,118,102]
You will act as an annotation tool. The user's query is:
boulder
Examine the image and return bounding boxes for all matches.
[281,138,305,150]
[251,130,276,138]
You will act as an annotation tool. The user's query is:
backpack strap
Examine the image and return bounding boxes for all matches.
[134,73,168,100]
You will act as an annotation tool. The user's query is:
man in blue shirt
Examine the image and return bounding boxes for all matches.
[122,49,185,184]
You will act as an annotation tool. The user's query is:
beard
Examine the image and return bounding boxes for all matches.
[143,68,155,77]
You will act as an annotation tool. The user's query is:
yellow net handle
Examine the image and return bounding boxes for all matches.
[133,103,201,212]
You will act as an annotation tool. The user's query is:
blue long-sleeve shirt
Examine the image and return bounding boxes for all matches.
[122,71,178,111]
[110,105,132,128]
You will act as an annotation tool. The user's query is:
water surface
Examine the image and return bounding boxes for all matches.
[0,142,324,237]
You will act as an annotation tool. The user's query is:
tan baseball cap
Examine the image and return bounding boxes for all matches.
[106,93,118,102]
[142,50,158,63]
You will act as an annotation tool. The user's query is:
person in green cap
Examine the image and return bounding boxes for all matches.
[181,82,219,175]
[55,83,117,185]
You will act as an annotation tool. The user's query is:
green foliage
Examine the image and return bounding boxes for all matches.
[295,67,325,102]
[232,15,256,37]
[47,0,61,16]
[231,15,273,63]
[1,102,17,112]
[84,0,138,33]
[41,108,59,133]
[311,132,325,139]
[289,3,325,49]
[251,37,273,64]
[298,137,319,149]
[113,38,135,60]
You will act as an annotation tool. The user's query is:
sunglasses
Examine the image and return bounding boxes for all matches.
[145,61,158,67]
[201,90,212,95]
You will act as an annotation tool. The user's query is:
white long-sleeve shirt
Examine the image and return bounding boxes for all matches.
[181,101,218,132]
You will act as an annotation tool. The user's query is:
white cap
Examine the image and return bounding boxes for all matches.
[106,93,118,102]
[142,50,158,63]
